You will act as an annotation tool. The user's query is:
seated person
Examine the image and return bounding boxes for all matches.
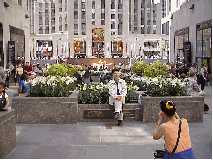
[0,82,9,111]
[186,71,204,96]
[13,74,30,98]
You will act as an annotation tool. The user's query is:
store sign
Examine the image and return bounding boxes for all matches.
[184,41,191,66]
[8,41,15,65]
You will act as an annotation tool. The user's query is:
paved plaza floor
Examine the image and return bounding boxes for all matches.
[4,84,212,159]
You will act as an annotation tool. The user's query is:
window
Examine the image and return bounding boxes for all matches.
[92,13,95,19]
[59,17,62,22]
[118,30,122,35]
[74,11,78,19]
[101,13,105,19]
[101,0,105,9]
[111,14,115,19]
[118,24,122,29]
[92,0,95,9]
[111,31,115,35]
[118,14,122,19]
[118,4,122,9]
[82,32,86,35]
[92,21,95,25]
[101,20,105,25]
[147,20,150,25]
[82,12,86,19]
[74,24,78,29]
[39,29,43,34]
[74,4,78,9]
[59,0,62,3]
[111,0,115,9]
[59,8,62,12]
[18,0,22,6]
[59,25,62,31]
[111,22,115,29]
[65,24,67,31]
[74,31,78,35]
[52,27,55,33]
[82,23,86,29]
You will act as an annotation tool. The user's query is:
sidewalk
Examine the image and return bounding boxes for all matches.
[4,85,212,159]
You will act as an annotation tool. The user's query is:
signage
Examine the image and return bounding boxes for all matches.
[83,109,136,119]
[8,41,15,65]
[184,41,191,66]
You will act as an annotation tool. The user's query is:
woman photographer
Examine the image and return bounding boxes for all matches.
[153,100,195,159]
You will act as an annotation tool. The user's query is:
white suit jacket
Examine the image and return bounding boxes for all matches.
[107,78,127,105]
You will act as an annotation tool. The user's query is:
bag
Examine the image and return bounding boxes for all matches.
[204,103,209,111]
[154,150,166,159]
[154,120,182,159]
[0,91,6,109]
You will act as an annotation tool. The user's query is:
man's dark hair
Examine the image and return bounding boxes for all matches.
[111,68,120,74]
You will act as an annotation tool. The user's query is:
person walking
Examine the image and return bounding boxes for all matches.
[199,63,207,91]
[16,63,23,85]
[108,68,127,126]
[153,100,195,159]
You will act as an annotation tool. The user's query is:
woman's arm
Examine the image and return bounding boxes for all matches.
[5,97,9,110]
[153,111,165,140]
[153,124,164,140]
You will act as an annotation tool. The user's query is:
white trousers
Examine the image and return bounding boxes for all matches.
[114,100,123,120]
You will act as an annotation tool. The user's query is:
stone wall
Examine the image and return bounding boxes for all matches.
[13,91,79,124]
[0,110,16,158]
[141,96,204,123]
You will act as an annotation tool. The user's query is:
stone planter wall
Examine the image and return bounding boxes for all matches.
[0,110,16,158]
[13,91,79,124]
[141,96,204,123]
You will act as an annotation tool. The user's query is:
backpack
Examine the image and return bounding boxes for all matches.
[0,91,6,109]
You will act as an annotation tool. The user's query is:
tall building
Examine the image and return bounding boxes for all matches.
[157,0,212,72]
[28,0,68,58]
[0,0,30,67]
[29,0,169,59]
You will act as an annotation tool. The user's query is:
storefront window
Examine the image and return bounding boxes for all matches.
[196,30,202,57]
[203,28,211,57]
[174,27,189,64]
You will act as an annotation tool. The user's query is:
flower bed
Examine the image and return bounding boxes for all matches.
[132,60,169,77]
[28,76,77,97]
[131,76,188,97]
[77,83,139,104]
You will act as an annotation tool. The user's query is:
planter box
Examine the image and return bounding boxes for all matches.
[141,96,204,123]
[13,91,79,124]
[78,103,141,122]
[0,110,16,158]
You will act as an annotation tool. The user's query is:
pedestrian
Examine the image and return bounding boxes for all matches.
[186,71,204,96]
[24,62,32,75]
[0,65,7,84]
[153,100,195,159]
[83,67,91,84]
[189,62,198,83]
[5,65,10,89]
[16,63,23,85]
[0,82,9,111]
[108,68,127,126]
[199,63,207,91]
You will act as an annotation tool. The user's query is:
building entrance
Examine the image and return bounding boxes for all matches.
[92,28,104,58]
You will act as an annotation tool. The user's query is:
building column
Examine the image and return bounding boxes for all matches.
[52,39,57,58]
[58,40,62,56]
[3,23,9,68]
[33,39,37,58]
[25,27,30,63]
[123,41,127,57]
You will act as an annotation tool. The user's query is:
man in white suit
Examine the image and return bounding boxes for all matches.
[108,68,127,126]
